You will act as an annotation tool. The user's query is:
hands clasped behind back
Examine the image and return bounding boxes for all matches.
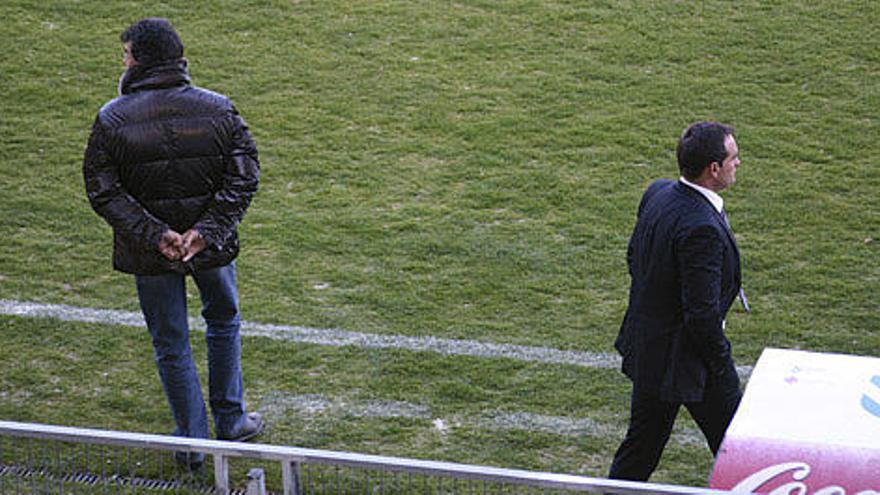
[158,229,207,262]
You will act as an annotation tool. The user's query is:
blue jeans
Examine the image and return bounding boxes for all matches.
[135,262,248,439]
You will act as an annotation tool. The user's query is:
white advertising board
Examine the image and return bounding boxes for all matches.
[710,348,880,494]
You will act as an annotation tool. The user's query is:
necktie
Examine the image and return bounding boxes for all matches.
[721,209,731,229]
[722,209,751,313]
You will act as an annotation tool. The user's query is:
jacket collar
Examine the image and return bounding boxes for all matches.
[118,58,191,96]
[674,180,739,252]
[679,177,723,213]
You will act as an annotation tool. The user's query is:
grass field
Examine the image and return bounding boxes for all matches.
[0,0,878,489]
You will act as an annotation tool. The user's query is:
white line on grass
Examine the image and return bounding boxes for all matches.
[257,391,705,447]
[0,299,752,378]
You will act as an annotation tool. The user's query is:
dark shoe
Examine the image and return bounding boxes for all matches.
[174,451,205,471]
[218,412,264,442]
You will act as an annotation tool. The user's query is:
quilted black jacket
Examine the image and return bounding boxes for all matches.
[83,59,259,275]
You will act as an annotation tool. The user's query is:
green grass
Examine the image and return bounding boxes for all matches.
[0,0,878,489]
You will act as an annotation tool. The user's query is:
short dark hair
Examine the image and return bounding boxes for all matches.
[120,18,184,66]
[676,121,735,180]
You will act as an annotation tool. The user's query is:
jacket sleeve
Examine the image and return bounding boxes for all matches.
[677,224,733,376]
[192,107,260,248]
[82,116,169,250]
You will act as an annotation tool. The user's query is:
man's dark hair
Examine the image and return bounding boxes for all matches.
[120,18,184,66]
[676,121,735,180]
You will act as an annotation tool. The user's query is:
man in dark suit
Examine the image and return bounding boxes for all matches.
[609,121,747,481]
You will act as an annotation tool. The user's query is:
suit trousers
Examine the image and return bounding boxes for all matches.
[608,370,742,481]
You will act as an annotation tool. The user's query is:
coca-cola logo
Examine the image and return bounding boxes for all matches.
[861,375,880,419]
[730,462,879,495]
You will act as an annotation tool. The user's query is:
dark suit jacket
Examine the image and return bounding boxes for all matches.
[615,179,741,402]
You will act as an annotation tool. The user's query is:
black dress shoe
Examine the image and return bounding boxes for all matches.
[218,412,264,442]
[174,451,205,471]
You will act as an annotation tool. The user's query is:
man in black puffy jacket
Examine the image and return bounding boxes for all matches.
[83,18,262,466]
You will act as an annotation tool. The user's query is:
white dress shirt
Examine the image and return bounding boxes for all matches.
[679,177,723,214]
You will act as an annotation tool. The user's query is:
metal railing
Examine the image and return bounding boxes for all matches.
[0,420,725,495]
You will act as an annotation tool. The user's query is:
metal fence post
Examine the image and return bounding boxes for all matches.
[213,453,229,494]
[246,468,267,495]
[282,460,301,495]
